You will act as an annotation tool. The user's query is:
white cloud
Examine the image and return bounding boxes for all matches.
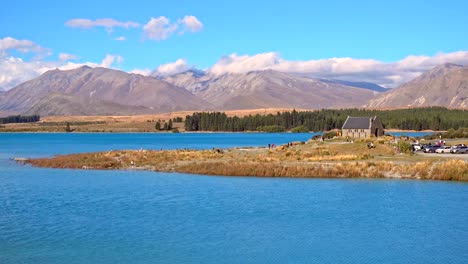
[143,16,179,41]
[64,16,202,41]
[100,54,123,68]
[0,57,46,90]
[143,15,203,41]
[0,37,50,57]
[179,15,203,32]
[210,53,281,75]
[65,18,140,32]
[58,53,77,62]
[130,68,152,76]
[208,51,468,87]
[152,59,191,76]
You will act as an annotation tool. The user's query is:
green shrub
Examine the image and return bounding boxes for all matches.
[398,140,412,153]
[290,125,309,133]
[323,130,338,138]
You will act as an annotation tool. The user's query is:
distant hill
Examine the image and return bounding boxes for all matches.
[0,66,211,116]
[366,63,467,108]
[162,69,377,110]
[318,79,388,92]
[24,93,153,116]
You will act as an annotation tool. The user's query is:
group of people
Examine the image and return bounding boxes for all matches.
[267,143,276,149]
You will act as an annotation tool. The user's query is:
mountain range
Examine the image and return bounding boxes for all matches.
[160,69,377,110]
[0,63,466,116]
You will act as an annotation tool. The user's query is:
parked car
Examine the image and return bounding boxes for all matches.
[450,146,468,154]
[435,146,452,153]
[420,144,431,150]
[423,145,441,153]
[411,143,422,151]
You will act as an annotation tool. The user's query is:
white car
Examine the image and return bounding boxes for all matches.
[411,143,422,151]
[435,146,452,153]
[451,146,468,154]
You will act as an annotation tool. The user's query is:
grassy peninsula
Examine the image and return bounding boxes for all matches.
[24,136,468,181]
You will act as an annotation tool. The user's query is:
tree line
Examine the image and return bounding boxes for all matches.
[184,107,468,132]
[0,115,40,124]
[155,119,173,131]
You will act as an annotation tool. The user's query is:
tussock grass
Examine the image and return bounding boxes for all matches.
[426,160,468,181]
[24,140,468,182]
[177,161,387,178]
[178,160,468,181]
[27,149,225,170]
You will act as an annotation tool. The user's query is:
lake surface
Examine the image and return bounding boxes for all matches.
[1,133,467,264]
[385,131,435,138]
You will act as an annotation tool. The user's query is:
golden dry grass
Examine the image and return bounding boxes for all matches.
[1,108,313,132]
[177,160,468,181]
[39,108,311,123]
[24,140,468,182]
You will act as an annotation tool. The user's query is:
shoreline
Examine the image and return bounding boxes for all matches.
[21,138,468,182]
[384,129,445,133]
[0,129,441,134]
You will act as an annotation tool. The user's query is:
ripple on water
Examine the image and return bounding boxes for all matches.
[0,133,467,264]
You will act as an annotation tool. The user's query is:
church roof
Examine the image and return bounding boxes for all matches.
[342,116,373,129]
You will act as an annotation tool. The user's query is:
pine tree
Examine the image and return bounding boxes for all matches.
[155,121,161,130]
[65,122,73,132]
[168,119,173,130]
[179,108,467,132]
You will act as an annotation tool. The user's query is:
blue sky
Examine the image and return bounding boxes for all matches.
[1,0,467,89]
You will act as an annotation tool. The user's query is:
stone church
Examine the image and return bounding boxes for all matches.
[341,116,384,138]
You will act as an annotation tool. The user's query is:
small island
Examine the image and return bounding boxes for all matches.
[23,134,468,181]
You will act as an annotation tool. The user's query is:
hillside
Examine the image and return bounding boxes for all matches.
[0,66,211,116]
[24,93,153,116]
[162,69,377,110]
[366,63,468,108]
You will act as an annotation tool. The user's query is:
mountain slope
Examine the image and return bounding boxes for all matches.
[162,70,377,110]
[24,93,153,116]
[318,79,388,92]
[366,63,468,108]
[0,66,211,115]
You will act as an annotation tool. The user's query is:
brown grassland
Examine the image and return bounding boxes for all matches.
[0,108,307,132]
[24,137,468,181]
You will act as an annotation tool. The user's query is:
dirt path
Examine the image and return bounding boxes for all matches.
[415,152,468,161]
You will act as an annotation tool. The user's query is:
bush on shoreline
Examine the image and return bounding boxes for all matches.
[290,125,309,133]
[256,125,286,132]
[397,141,412,153]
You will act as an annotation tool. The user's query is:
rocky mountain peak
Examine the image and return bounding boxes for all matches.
[414,63,463,82]
[366,63,467,108]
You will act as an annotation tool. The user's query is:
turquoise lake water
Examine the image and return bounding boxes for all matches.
[0,133,467,264]
[385,131,435,138]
